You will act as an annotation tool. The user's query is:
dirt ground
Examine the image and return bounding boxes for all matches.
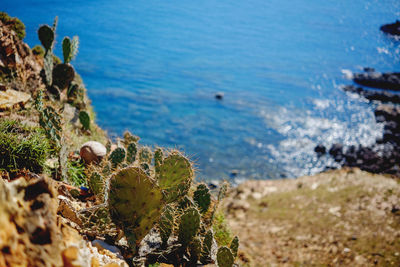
[223,168,400,266]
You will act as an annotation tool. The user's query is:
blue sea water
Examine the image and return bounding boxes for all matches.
[3,0,400,181]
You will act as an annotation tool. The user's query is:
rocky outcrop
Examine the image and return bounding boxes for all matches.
[0,175,128,267]
[380,20,400,37]
[353,71,400,91]
[0,20,44,93]
[342,85,400,104]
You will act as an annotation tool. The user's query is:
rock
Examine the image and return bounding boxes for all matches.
[342,85,400,104]
[215,92,224,100]
[0,89,31,111]
[80,141,107,164]
[353,71,400,91]
[380,20,400,36]
[329,143,344,162]
[314,144,326,156]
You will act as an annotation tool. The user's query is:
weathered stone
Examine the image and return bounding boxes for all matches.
[80,141,107,164]
[0,89,31,111]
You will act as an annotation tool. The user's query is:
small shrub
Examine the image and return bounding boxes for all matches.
[213,211,233,247]
[0,12,26,40]
[32,45,45,57]
[0,119,50,173]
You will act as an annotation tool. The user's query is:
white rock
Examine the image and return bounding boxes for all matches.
[80,141,107,164]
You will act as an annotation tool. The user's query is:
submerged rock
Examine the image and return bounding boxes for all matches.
[353,71,400,91]
[342,85,400,104]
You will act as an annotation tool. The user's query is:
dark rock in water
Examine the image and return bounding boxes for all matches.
[364,67,375,73]
[215,92,224,100]
[342,85,400,104]
[314,144,326,156]
[380,20,400,36]
[329,143,344,163]
[353,71,400,91]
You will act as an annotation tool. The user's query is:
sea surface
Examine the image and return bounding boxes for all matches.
[3,0,400,182]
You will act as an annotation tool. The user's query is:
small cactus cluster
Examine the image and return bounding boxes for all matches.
[80,131,238,266]
[37,17,80,98]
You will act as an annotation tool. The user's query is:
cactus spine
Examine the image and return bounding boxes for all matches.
[194,183,211,213]
[178,207,200,247]
[217,246,234,267]
[108,167,164,253]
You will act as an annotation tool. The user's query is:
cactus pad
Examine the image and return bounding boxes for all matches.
[217,246,234,267]
[159,205,174,245]
[158,152,193,203]
[52,63,75,90]
[88,171,103,195]
[108,167,163,252]
[200,229,214,264]
[38,25,54,51]
[79,111,90,130]
[109,147,126,167]
[126,142,137,164]
[139,147,152,164]
[62,36,79,63]
[178,207,200,247]
[189,236,202,264]
[194,183,211,213]
[154,147,163,174]
[230,236,239,258]
[123,131,140,145]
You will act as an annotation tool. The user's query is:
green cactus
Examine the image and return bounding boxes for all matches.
[158,152,193,203]
[88,171,104,196]
[139,147,152,164]
[108,167,164,253]
[38,24,54,51]
[126,142,137,164]
[39,106,62,149]
[217,246,234,267]
[189,236,202,264]
[109,147,126,168]
[102,161,112,176]
[200,229,214,264]
[67,83,79,100]
[194,183,211,213]
[62,36,79,63]
[52,63,75,90]
[178,207,201,247]
[230,236,239,258]
[159,205,174,246]
[123,131,140,145]
[179,195,195,210]
[154,147,163,174]
[78,110,90,130]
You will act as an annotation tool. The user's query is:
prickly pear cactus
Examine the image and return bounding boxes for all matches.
[217,246,234,267]
[79,110,90,130]
[109,147,126,167]
[88,171,103,196]
[106,139,112,154]
[139,147,152,164]
[126,142,137,164]
[62,36,79,63]
[179,195,195,210]
[123,131,140,145]
[193,183,211,213]
[52,63,75,90]
[154,147,163,174]
[158,152,193,203]
[178,207,200,247]
[38,25,54,51]
[159,205,174,246]
[230,236,239,258]
[108,167,164,253]
[189,236,202,264]
[200,229,214,264]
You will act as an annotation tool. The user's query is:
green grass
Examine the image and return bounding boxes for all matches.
[0,119,50,173]
[66,159,87,187]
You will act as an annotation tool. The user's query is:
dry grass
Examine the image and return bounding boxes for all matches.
[224,168,400,266]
